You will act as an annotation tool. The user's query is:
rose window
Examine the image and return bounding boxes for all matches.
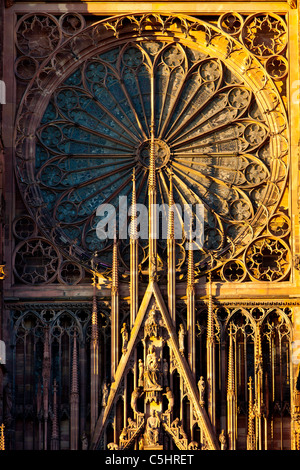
[14,14,289,279]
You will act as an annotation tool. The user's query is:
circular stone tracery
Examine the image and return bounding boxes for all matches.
[14,13,288,278]
[137,139,171,169]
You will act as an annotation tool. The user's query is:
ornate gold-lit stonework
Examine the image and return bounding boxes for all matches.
[1,1,299,452]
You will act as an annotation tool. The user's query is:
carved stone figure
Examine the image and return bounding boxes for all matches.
[101,382,109,407]
[121,322,128,354]
[144,307,158,338]
[139,436,144,450]
[138,359,144,387]
[120,426,128,442]
[81,431,88,450]
[163,359,169,386]
[163,387,174,413]
[188,441,199,450]
[107,442,119,450]
[198,376,205,405]
[219,429,227,450]
[146,409,160,446]
[145,344,161,390]
[131,386,143,414]
[178,324,185,354]
[179,423,188,440]
[127,417,137,429]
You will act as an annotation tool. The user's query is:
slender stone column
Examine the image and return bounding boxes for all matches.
[255,323,263,450]
[42,327,51,450]
[111,237,119,381]
[50,379,59,450]
[227,324,236,449]
[130,169,139,328]
[187,233,195,375]
[167,172,176,324]
[148,69,157,284]
[206,272,216,429]
[247,377,255,450]
[90,279,99,435]
[70,336,79,450]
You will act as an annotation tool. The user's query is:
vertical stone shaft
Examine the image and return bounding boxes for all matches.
[227,324,236,449]
[148,69,157,283]
[90,280,99,435]
[167,172,176,324]
[51,379,59,450]
[0,424,4,451]
[111,237,119,381]
[42,326,51,450]
[187,230,195,375]
[247,376,255,450]
[70,335,79,450]
[130,168,138,328]
[255,323,263,450]
[206,272,216,429]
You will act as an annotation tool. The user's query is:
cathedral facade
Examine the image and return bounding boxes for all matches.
[0,0,300,451]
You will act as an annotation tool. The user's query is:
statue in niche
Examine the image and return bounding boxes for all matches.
[119,426,128,447]
[146,409,160,446]
[179,423,188,440]
[219,429,227,450]
[121,322,128,354]
[144,307,158,338]
[101,382,109,407]
[139,436,144,450]
[107,442,119,450]
[131,386,144,415]
[127,417,137,429]
[163,387,174,413]
[81,431,88,450]
[188,441,199,450]
[138,359,144,387]
[163,359,169,386]
[145,344,161,390]
[198,376,205,405]
[178,324,185,354]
